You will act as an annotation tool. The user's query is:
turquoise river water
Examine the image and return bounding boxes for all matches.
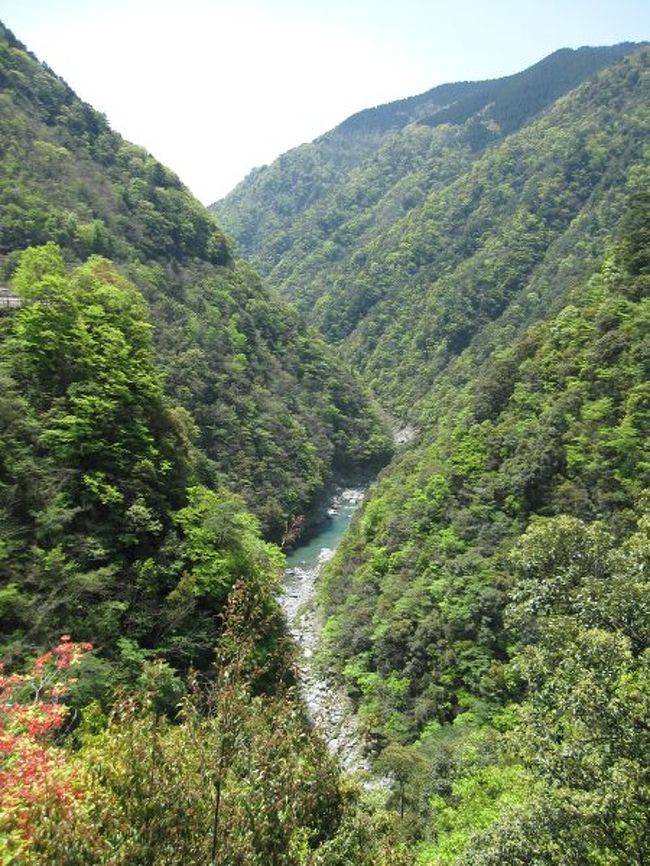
[285,488,364,570]
[280,487,369,772]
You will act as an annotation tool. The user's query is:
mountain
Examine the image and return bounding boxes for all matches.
[2,19,649,863]
[212,42,643,325]
[0,18,395,682]
[0,21,391,545]
[0,24,414,864]
[218,43,650,862]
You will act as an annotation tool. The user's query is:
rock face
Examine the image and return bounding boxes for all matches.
[392,423,418,446]
[279,489,371,774]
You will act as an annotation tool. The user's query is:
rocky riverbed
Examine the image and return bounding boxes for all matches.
[280,488,371,773]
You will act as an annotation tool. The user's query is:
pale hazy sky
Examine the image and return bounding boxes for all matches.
[0,0,647,204]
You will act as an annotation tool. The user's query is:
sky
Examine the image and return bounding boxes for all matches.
[0,0,647,204]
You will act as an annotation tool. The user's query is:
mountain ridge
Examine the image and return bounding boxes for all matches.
[215,40,650,863]
[211,42,646,277]
[209,43,643,253]
[330,43,646,136]
[1,20,649,864]
[0,18,392,540]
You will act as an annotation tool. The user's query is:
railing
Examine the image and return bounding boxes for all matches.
[0,296,22,310]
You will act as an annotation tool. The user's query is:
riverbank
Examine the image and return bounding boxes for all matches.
[280,487,371,773]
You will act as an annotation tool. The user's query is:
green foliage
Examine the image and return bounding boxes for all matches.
[314,164,650,859]
[319,188,650,736]
[376,743,427,819]
[214,43,644,385]
[7,607,413,866]
[451,515,650,865]
[0,26,227,267]
[420,765,533,864]
[2,21,650,864]
[0,31,392,857]
[150,257,392,537]
[173,486,283,603]
[0,247,294,690]
[0,22,392,538]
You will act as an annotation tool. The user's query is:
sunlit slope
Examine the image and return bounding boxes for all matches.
[0,21,391,537]
[212,42,642,330]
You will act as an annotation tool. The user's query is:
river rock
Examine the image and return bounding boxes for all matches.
[278,487,372,775]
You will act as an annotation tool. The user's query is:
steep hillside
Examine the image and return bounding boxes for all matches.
[212,42,642,318]
[2,18,649,863]
[0,251,409,863]
[316,187,650,863]
[0,244,289,678]
[0,22,391,541]
[0,27,413,863]
[311,51,650,862]
[321,185,650,729]
[217,46,649,419]
[218,42,650,862]
[330,48,650,413]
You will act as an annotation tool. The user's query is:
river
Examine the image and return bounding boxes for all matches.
[280,487,370,773]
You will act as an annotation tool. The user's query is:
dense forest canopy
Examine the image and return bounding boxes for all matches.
[215,42,650,864]
[0,11,393,683]
[0,20,407,863]
[0,20,391,542]
[212,42,644,330]
[1,18,649,865]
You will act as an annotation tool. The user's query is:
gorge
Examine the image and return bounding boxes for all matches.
[0,21,649,865]
[281,486,370,773]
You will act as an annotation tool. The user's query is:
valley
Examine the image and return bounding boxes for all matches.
[282,487,370,773]
[0,20,648,865]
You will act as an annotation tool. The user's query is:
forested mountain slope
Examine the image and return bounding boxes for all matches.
[219,42,650,862]
[212,42,642,322]
[0,13,390,707]
[0,21,391,542]
[0,248,410,864]
[217,47,649,420]
[317,184,650,864]
[0,25,414,863]
[2,17,649,862]
[321,183,650,728]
